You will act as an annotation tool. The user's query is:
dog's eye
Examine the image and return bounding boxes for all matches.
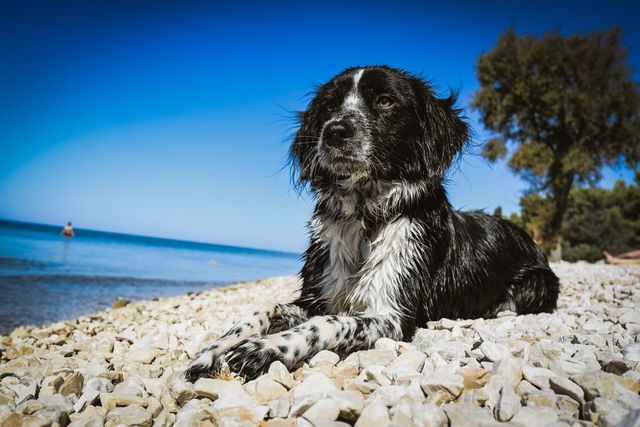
[375,95,395,109]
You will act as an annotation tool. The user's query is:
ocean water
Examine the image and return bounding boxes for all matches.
[0,220,301,333]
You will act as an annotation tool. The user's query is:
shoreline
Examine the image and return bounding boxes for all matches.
[1,263,639,426]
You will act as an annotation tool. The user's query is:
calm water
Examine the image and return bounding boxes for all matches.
[0,220,301,333]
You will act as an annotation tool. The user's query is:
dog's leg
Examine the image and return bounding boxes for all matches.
[222,314,403,380]
[185,303,308,381]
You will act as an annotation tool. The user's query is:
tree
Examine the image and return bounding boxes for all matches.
[474,27,640,251]
[562,181,640,261]
[516,181,640,261]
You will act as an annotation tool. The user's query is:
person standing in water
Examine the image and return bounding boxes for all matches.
[61,222,75,237]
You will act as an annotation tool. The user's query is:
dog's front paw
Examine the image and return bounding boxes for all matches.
[185,343,225,382]
[224,338,284,380]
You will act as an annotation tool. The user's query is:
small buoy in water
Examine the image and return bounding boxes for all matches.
[208,259,217,267]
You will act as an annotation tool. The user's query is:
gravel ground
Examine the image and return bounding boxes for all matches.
[1,263,639,427]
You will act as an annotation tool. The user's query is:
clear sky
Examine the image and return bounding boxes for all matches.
[1,1,638,253]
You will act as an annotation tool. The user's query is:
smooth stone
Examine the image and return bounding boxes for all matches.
[555,394,580,418]
[146,396,162,417]
[328,390,364,421]
[386,350,426,372]
[549,375,585,405]
[269,361,295,389]
[111,390,149,407]
[374,338,399,352]
[302,398,340,425]
[510,406,558,427]
[589,397,636,427]
[354,402,390,427]
[39,375,65,397]
[479,342,511,362]
[443,402,499,427]
[126,345,155,364]
[492,357,523,389]
[622,342,640,363]
[523,389,558,410]
[167,372,196,405]
[264,420,296,427]
[572,370,640,401]
[602,359,635,375]
[515,380,539,397]
[173,399,218,426]
[112,298,131,309]
[369,385,418,407]
[255,377,288,401]
[410,403,448,427]
[420,372,464,403]
[309,350,340,367]
[4,376,37,405]
[357,350,396,369]
[105,405,152,427]
[335,358,360,380]
[343,378,378,395]
[268,395,291,418]
[151,410,175,427]
[15,400,44,415]
[457,367,490,390]
[59,372,84,397]
[618,308,640,325]
[2,413,51,427]
[69,415,104,427]
[494,385,520,421]
[292,373,337,399]
[195,378,254,411]
[73,388,100,413]
[522,365,557,389]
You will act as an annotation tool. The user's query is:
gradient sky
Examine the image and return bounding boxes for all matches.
[1,1,638,252]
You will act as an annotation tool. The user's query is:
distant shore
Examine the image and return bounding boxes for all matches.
[1,264,639,426]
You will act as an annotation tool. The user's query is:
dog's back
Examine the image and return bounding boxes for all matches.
[416,210,559,324]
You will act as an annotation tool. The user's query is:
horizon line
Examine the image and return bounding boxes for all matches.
[0,217,301,257]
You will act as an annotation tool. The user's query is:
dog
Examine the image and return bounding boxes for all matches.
[185,65,559,382]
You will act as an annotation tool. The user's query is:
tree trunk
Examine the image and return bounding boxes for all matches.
[548,171,574,260]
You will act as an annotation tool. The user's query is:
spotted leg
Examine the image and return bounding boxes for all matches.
[185,303,309,381]
[221,314,403,380]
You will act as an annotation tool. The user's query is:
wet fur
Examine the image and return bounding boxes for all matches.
[185,65,559,381]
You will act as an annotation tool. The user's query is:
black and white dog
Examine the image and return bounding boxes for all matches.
[185,65,559,382]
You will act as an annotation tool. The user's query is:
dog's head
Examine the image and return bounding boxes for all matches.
[291,65,468,188]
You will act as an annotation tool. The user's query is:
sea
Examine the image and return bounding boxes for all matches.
[0,220,301,334]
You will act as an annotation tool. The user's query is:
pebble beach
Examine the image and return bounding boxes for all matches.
[1,263,639,427]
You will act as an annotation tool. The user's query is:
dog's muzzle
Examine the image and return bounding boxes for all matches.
[323,119,356,149]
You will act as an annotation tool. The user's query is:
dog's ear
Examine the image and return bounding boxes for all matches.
[290,102,321,186]
[415,81,469,177]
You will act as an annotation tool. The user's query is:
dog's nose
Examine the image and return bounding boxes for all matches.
[324,119,355,147]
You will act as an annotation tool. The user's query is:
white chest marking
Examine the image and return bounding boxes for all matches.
[348,217,417,317]
[314,216,417,318]
[312,218,364,306]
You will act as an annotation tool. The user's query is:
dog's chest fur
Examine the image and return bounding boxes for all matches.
[310,213,414,318]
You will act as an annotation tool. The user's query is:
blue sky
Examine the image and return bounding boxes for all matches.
[1,1,638,252]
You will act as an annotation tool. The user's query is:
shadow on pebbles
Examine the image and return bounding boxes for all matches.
[1,264,639,427]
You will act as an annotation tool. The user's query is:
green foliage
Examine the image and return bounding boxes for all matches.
[507,212,524,229]
[518,193,556,252]
[561,181,640,261]
[518,181,640,261]
[474,26,640,242]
